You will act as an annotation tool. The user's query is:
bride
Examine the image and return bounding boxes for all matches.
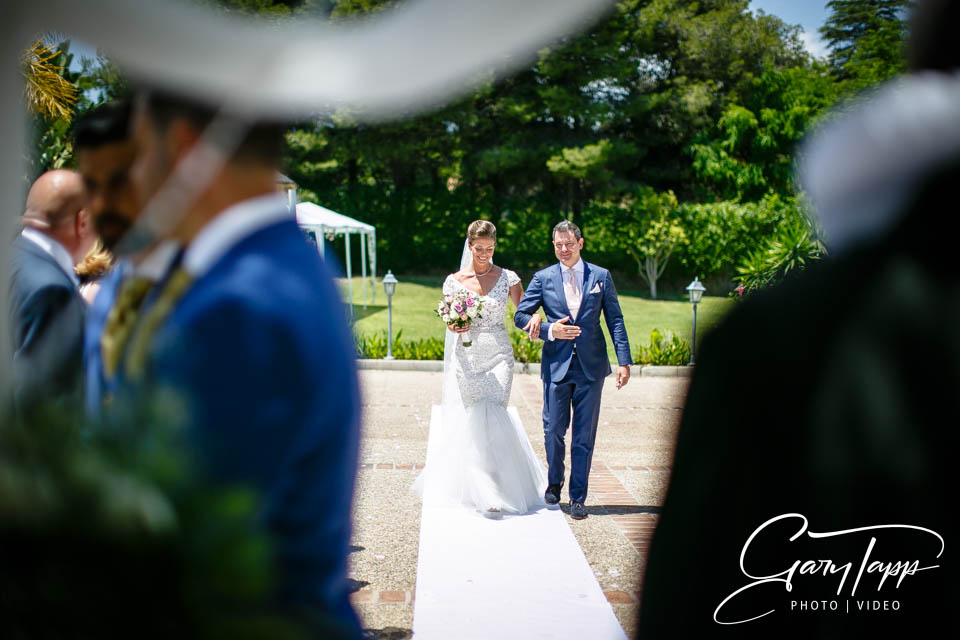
[413,220,548,517]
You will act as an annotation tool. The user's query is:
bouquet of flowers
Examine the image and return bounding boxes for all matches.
[437,289,483,347]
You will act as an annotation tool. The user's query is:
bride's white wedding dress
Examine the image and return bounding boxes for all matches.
[412,267,547,515]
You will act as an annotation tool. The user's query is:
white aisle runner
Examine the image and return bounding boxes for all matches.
[413,408,628,640]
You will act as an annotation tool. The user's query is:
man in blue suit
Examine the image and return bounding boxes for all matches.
[115,89,363,637]
[515,221,632,520]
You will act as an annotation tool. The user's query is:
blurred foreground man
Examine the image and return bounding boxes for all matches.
[74,100,180,417]
[8,169,94,408]
[640,1,958,637]
[116,90,362,637]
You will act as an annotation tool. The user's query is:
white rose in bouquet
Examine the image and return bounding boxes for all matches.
[436,289,483,347]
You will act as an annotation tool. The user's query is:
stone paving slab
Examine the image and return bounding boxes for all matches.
[350,370,690,639]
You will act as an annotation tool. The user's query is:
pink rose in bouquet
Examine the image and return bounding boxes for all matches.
[437,288,483,347]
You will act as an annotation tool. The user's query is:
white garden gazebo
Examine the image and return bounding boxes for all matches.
[296,202,377,314]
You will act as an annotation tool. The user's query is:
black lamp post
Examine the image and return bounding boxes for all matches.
[686,276,705,366]
[383,270,398,360]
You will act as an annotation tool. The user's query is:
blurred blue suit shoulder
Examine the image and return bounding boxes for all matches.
[148,219,362,633]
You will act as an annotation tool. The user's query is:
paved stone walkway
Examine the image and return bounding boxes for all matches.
[350,370,690,639]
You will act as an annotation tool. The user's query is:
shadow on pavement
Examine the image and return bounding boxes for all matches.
[558,504,663,516]
[363,627,412,640]
[347,579,370,593]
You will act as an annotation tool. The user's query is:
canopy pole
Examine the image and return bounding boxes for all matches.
[371,228,377,305]
[318,225,326,258]
[361,230,368,309]
[345,230,354,319]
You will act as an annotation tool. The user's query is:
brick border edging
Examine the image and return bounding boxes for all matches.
[350,589,414,605]
[356,359,693,377]
[585,462,663,555]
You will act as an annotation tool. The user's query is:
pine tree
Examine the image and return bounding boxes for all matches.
[820,0,914,88]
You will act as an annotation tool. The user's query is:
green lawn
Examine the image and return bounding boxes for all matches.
[340,275,735,362]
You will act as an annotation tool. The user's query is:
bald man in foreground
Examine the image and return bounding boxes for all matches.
[8,169,95,408]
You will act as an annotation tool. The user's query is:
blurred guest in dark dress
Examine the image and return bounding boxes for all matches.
[75,239,115,304]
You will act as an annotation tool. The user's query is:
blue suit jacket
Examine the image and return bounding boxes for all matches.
[514,261,632,382]
[8,234,85,407]
[136,219,361,632]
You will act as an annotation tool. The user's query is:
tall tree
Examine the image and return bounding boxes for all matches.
[688,65,838,200]
[591,187,686,299]
[283,0,813,274]
[821,0,913,89]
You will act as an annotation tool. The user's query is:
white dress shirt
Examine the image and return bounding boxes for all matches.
[183,193,291,278]
[547,258,585,341]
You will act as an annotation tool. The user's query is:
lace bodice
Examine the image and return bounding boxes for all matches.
[443,267,520,332]
[443,267,520,408]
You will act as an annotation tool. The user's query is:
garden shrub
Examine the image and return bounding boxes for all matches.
[356,330,543,363]
[635,329,691,366]
[733,214,825,295]
[354,331,444,360]
[510,330,543,363]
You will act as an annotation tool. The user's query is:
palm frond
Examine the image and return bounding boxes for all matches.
[21,40,78,121]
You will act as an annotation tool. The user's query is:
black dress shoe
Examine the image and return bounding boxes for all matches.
[544,483,563,505]
[570,501,587,520]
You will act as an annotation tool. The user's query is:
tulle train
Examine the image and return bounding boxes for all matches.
[413,401,547,514]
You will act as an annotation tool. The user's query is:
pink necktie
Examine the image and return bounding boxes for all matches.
[564,267,581,321]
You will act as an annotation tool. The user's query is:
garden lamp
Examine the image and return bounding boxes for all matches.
[686,277,706,366]
[383,270,398,359]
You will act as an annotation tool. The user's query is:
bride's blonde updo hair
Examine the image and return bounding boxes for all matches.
[467,219,497,246]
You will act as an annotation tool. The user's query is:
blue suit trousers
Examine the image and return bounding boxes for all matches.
[542,353,605,503]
